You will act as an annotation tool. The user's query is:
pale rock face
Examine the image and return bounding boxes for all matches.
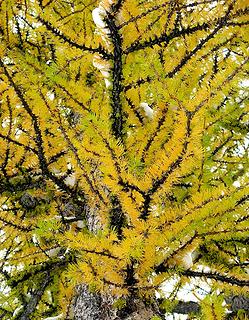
[92,55,112,88]
[64,173,76,187]
[92,8,106,29]
[92,1,115,89]
[46,247,61,258]
[92,3,111,42]
[93,55,111,74]
[76,220,85,229]
[92,0,124,90]
[104,78,112,88]
[140,102,154,119]
[168,249,198,269]
[181,252,194,269]
[100,70,110,78]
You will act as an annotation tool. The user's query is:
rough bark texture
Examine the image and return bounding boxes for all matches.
[18,273,51,320]
[71,284,116,320]
[71,289,249,319]
[71,285,161,320]
[173,301,200,315]
[116,300,158,320]
[70,208,117,320]
[225,295,249,313]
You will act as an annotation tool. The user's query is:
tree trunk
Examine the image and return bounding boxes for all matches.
[71,283,164,320]
[71,288,249,320]
[71,284,116,320]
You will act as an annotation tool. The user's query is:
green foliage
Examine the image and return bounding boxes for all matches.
[159,298,178,314]
[150,316,162,320]
[113,298,127,310]
[201,294,225,320]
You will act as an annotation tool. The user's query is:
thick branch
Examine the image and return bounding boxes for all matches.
[17,272,51,320]
[140,113,192,219]
[0,216,32,232]
[125,21,212,54]
[106,13,125,140]
[0,60,86,208]
[119,0,219,29]
[183,270,249,287]
[37,16,112,60]
[0,132,38,154]
[124,3,244,54]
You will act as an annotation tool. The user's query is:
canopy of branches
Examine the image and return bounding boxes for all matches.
[0,0,248,319]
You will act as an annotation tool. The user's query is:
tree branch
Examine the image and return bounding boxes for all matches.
[140,112,192,219]
[36,16,112,60]
[17,272,51,320]
[106,13,125,140]
[182,270,249,287]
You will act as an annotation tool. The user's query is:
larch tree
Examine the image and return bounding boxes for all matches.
[0,0,248,319]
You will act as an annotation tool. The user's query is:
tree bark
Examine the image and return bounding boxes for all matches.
[71,291,249,320]
[71,289,160,320]
[71,284,116,320]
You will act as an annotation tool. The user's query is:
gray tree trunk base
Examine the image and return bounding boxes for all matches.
[71,285,162,320]
[71,288,249,320]
[71,284,116,320]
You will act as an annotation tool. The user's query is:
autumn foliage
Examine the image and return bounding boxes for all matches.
[0,0,248,319]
